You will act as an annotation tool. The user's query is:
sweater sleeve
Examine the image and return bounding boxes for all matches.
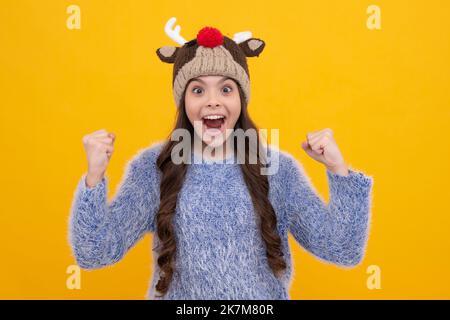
[283,155,374,267]
[68,147,160,269]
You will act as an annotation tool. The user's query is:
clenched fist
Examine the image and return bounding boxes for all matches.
[82,129,116,188]
[301,128,349,176]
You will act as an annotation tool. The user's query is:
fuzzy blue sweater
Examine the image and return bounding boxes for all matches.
[68,142,374,300]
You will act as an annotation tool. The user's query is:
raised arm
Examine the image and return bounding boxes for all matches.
[68,146,161,269]
[283,155,374,267]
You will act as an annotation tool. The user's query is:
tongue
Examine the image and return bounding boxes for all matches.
[204,118,223,129]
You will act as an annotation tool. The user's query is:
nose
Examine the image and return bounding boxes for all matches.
[206,91,221,108]
[207,102,220,108]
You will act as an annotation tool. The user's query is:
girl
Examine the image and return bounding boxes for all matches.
[69,18,374,300]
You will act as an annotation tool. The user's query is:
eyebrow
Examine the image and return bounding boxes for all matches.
[191,77,232,85]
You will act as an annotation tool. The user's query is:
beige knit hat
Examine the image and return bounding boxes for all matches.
[156,17,266,108]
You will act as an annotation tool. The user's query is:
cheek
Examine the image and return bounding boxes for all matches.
[185,98,201,120]
[235,99,242,113]
[228,100,241,126]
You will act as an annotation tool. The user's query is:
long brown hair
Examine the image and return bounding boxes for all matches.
[154,81,286,298]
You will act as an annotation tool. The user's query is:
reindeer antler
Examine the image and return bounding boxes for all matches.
[233,31,252,44]
[165,17,187,45]
[165,17,252,45]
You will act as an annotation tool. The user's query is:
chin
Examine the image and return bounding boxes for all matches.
[202,134,226,149]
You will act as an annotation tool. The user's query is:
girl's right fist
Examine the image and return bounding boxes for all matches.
[82,129,116,177]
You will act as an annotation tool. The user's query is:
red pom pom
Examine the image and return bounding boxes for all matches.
[196,27,224,48]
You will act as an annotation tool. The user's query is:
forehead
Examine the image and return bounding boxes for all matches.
[190,76,233,84]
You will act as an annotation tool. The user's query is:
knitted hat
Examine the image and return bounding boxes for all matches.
[156,17,265,108]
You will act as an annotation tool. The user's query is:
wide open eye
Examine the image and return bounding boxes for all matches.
[192,87,203,94]
[222,86,232,93]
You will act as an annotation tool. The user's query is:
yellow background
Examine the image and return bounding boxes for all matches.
[1,0,449,299]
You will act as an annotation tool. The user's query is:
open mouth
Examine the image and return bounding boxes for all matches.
[202,115,226,136]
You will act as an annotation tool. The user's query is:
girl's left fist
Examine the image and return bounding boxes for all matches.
[301,128,348,173]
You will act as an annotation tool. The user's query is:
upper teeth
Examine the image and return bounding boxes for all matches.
[203,115,225,120]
